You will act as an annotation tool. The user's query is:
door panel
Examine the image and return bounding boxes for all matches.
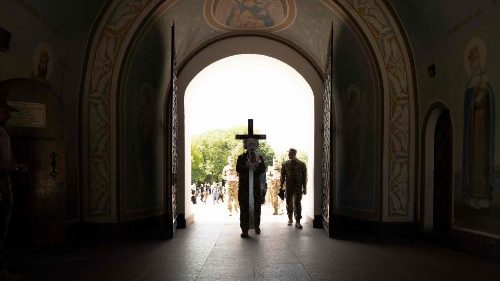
[433,110,452,235]
[166,24,178,238]
[322,26,335,237]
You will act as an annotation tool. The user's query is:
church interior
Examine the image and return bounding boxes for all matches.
[1,0,500,280]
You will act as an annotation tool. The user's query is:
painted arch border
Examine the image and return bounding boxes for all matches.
[81,0,416,222]
[321,0,416,221]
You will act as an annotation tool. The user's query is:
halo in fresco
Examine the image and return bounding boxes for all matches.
[345,84,362,108]
[464,37,487,77]
[204,0,296,32]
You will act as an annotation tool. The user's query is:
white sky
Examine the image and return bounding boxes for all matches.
[185,54,313,154]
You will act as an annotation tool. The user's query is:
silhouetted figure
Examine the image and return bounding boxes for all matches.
[280,148,307,229]
[0,99,27,281]
[236,140,266,238]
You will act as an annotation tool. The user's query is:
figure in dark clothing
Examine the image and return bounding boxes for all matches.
[280,148,307,229]
[236,144,266,238]
[0,99,27,281]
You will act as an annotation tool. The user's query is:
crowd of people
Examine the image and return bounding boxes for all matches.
[190,183,225,205]
[191,143,307,238]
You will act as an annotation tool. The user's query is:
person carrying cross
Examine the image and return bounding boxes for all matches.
[236,138,266,237]
[235,119,267,238]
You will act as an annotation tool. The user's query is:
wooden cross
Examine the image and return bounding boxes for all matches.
[235,119,266,141]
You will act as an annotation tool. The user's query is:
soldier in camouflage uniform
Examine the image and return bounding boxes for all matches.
[280,148,307,229]
[236,141,266,238]
[267,158,282,215]
[0,100,27,281]
[222,157,239,216]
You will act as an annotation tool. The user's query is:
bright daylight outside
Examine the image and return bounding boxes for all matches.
[185,54,313,224]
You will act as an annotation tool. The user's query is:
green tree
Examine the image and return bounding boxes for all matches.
[191,126,276,184]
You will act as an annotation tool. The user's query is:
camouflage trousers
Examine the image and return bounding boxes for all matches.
[286,191,303,221]
[238,183,261,231]
[269,186,281,214]
[226,184,239,214]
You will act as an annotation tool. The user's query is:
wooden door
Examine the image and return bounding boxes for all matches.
[433,110,452,235]
[165,24,178,238]
[322,26,336,237]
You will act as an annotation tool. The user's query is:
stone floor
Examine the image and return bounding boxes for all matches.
[8,204,500,281]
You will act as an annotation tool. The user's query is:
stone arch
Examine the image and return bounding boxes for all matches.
[80,0,417,223]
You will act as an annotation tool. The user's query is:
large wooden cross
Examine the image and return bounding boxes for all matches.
[235,119,266,141]
[236,119,266,229]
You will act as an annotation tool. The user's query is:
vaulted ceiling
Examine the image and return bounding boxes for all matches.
[15,0,493,69]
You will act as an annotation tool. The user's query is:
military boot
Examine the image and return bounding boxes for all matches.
[287,217,293,226]
[295,220,303,229]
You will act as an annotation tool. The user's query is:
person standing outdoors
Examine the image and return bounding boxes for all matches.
[0,100,27,281]
[280,148,307,229]
[222,157,239,216]
[267,158,283,215]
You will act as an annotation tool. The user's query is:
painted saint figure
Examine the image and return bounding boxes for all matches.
[462,38,496,209]
[222,156,239,215]
[226,0,276,28]
[130,83,155,208]
[31,43,53,81]
[207,0,293,32]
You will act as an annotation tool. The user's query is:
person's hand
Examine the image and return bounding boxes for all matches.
[15,164,28,173]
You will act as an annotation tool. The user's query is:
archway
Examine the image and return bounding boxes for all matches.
[80,0,416,228]
[184,54,315,223]
[177,36,323,225]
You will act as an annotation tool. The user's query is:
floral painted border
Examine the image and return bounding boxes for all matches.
[82,0,167,220]
[322,0,415,219]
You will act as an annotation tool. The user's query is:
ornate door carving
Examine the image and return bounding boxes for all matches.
[322,27,335,237]
[166,24,178,238]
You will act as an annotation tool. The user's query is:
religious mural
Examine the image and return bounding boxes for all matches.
[204,0,296,31]
[462,38,496,210]
[456,37,500,236]
[31,43,53,82]
[340,84,370,208]
[126,82,158,211]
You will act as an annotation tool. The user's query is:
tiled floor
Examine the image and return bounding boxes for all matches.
[9,205,500,281]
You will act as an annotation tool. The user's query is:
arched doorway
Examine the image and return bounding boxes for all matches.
[177,36,323,225]
[184,54,315,224]
[421,105,453,235]
[433,110,453,235]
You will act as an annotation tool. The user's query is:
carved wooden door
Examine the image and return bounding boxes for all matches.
[322,27,336,237]
[166,24,178,238]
